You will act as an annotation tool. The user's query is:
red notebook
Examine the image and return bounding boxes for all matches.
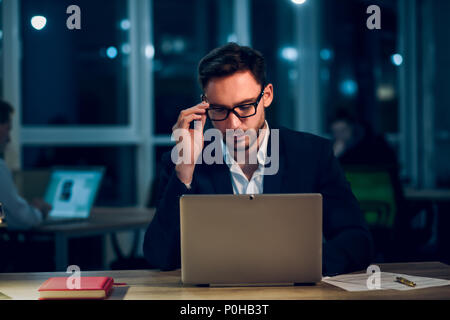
[38,277,114,300]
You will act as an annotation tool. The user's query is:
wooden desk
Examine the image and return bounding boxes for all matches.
[18,207,155,271]
[0,262,449,300]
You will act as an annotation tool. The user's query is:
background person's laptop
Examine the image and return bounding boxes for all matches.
[180,193,322,286]
[42,167,104,224]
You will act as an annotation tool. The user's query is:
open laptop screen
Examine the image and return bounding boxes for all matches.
[44,168,104,219]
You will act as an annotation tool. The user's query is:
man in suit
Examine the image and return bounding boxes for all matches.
[143,43,373,276]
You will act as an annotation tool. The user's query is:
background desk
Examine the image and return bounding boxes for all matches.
[404,189,450,264]
[38,207,155,271]
[0,262,449,300]
[404,189,450,202]
[3,207,155,271]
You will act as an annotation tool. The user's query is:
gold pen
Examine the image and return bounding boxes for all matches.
[395,276,416,287]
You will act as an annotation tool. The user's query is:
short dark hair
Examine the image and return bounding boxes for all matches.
[198,42,266,91]
[331,108,356,126]
[0,100,13,124]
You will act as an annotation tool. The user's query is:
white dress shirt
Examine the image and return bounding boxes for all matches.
[222,121,270,195]
[0,158,43,230]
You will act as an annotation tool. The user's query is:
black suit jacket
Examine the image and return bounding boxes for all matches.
[143,127,373,276]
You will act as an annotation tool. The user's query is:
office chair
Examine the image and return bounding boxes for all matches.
[343,165,434,262]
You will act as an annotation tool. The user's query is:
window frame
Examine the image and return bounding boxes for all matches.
[3,0,433,204]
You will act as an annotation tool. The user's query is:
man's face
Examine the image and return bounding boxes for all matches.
[203,70,273,150]
[0,118,12,154]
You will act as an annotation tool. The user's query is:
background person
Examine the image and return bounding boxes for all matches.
[330,109,398,167]
[0,100,52,230]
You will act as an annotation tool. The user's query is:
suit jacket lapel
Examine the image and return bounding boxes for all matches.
[200,139,233,194]
[263,127,285,194]
[263,168,283,194]
[210,162,233,194]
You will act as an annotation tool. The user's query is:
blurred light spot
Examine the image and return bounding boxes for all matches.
[227,34,238,43]
[288,69,298,80]
[0,30,3,40]
[320,48,333,61]
[106,46,118,59]
[31,16,47,30]
[120,19,131,31]
[121,43,131,54]
[145,44,155,59]
[281,47,298,62]
[172,38,186,53]
[340,79,358,97]
[391,53,403,66]
[436,130,450,141]
[377,85,395,101]
[291,0,307,4]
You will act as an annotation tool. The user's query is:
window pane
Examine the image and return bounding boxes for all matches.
[0,1,3,98]
[433,0,450,188]
[251,0,297,130]
[321,0,399,135]
[22,146,137,206]
[153,0,224,134]
[21,0,129,125]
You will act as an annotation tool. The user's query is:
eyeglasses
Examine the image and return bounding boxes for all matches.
[201,88,265,121]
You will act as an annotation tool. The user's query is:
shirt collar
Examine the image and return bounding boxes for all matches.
[222,121,270,170]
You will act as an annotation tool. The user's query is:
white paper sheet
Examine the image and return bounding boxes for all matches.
[322,272,450,292]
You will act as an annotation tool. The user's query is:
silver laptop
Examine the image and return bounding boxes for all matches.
[180,193,322,285]
[42,167,104,224]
